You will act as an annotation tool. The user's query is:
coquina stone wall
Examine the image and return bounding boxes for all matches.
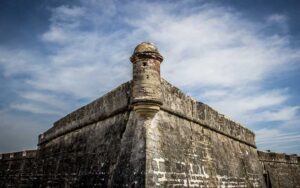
[0,150,37,187]
[1,79,300,187]
[35,81,147,187]
[0,81,149,187]
[145,79,266,187]
[258,151,300,188]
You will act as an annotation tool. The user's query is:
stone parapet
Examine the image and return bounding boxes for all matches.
[258,150,299,164]
[0,150,36,161]
[161,79,256,147]
[39,81,131,145]
[258,150,300,188]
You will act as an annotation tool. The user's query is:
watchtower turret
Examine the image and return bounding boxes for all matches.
[130,42,163,117]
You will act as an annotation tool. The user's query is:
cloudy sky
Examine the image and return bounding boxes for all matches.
[0,0,300,154]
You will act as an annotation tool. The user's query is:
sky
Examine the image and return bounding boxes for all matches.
[0,0,300,154]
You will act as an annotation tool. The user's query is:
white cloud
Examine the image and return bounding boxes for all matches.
[53,5,85,18]
[266,14,289,33]
[202,88,291,123]
[256,128,300,151]
[0,48,42,77]
[255,106,299,122]
[10,103,61,115]
[42,27,68,44]
[267,14,288,24]
[42,5,86,44]
[20,92,70,111]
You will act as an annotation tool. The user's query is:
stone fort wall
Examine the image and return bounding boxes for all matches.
[258,151,300,188]
[1,81,148,187]
[145,79,265,187]
[0,150,37,187]
[0,79,266,187]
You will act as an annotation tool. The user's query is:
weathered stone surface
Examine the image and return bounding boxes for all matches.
[145,80,265,187]
[35,81,147,187]
[0,150,37,187]
[1,81,147,187]
[40,81,131,145]
[131,42,163,108]
[160,79,256,147]
[258,151,300,188]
